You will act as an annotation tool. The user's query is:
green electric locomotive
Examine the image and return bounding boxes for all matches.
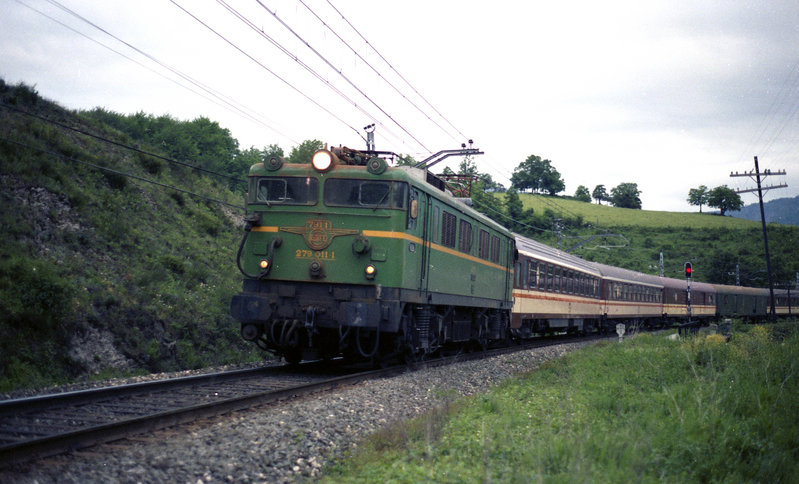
[230,146,515,363]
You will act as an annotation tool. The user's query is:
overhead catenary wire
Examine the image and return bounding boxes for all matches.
[324,0,469,142]
[295,0,461,145]
[31,0,297,145]
[169,0,367,144]
[739,55,799,166]
[250,0,430,151]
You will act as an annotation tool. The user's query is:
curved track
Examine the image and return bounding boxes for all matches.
[0,334,612,468]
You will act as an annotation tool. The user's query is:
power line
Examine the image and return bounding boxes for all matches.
[31,0,296,145]
[325,0,468,142]
[169,0,366,143]
[0,102,246,186]
[254,0,430,152]
[1,137,245,211]
[295,0,461,145]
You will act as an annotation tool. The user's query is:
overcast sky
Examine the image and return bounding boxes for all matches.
[2,0,798,211]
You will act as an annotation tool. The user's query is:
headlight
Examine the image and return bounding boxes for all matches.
[312,149,337,172]
[365,264,377,280]
[259,260,269,270]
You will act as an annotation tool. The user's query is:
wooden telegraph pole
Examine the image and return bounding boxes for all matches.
[730,157,787,321]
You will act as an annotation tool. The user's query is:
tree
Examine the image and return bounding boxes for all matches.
[263,144,284,160]
[288,139,324,164]
[687,185,710,213]
[394,154,417,167]
[707,185,743,216]
[574,185,592,203]
[234,144,286,178]
[478,172,505,192]
[504,188,525,231]
[510,155,565,195]
[592,185,608,205]
[610,182,642,209]
[458,155,478,177]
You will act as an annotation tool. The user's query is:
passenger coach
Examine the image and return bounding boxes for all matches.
[512,236,603,336]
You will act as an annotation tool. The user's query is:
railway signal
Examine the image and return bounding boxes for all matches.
[684,262,692,279]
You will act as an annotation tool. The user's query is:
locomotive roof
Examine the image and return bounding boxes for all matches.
[392,165,513,236]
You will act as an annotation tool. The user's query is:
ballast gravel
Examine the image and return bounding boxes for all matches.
[1,342,589,483]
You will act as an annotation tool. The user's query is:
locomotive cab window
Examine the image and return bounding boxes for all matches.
[324,179,408,209]
[255,177,318,205]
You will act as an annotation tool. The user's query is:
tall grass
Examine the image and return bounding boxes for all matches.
[323,324,799,483]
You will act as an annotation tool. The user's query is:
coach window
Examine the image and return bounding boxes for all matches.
[528,259,538,288]
[514,261,522,287]
[538,263,547,291]
[548,265,556,292]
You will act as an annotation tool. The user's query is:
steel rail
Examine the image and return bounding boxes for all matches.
[0,334,608,468]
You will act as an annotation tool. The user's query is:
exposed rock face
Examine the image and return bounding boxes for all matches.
[68,325,137,374]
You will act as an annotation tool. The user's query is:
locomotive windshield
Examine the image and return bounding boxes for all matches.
[255,177,318,205]
[324,179,408,210]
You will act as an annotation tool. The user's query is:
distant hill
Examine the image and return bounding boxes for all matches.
[731,195,799,227]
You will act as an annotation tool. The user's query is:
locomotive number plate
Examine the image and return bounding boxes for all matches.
[295,249,336,260]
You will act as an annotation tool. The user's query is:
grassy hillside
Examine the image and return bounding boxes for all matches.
[0,81,262,391]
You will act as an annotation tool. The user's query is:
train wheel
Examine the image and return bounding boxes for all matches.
[283,348,302,365]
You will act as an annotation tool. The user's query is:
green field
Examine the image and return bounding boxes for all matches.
[322,324,799,483]
[519,194,760,230]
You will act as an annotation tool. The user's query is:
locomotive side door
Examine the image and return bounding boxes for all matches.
[408,188,431,296]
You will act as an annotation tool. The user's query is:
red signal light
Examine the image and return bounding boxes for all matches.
[684,262,692,278]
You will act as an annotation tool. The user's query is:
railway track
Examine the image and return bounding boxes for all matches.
[0,334,606,468]
[0,362,377,467]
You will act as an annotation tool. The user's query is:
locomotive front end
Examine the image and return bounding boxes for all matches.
[230,147,411,363]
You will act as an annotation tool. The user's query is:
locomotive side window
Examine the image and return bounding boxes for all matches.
[458,220,472,253]
[324,179,408,209]
[441,211,457,248]
[432,206,440,243]
[479,230,490,259]
[490,235,500,263]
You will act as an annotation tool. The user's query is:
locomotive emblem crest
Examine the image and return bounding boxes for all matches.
[280,219,358,250]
